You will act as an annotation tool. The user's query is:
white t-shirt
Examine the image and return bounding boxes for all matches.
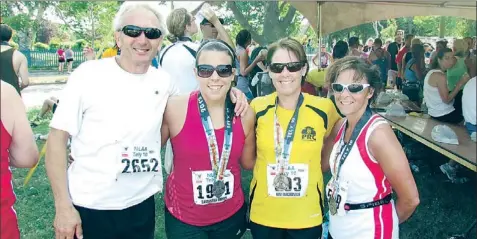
[462,77,476,125]
[50,57,178,210]
[160,41,199,94]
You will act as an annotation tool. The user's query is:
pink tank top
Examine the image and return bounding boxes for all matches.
[165,91,246,226]
[0,121,15,210]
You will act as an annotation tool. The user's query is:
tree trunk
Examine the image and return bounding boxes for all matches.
[439,16,445,38]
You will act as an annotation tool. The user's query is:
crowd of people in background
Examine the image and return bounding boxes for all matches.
[0,1,475,239]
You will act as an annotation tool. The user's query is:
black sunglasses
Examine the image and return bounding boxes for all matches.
[121,25,162,40]
[269,62,305,73]
[197,64,233,78]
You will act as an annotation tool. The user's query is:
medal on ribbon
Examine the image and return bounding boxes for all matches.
[272,94,304,190]
[198,93,234,199]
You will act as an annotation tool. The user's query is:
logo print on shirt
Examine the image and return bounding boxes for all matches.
[301,126,316,141]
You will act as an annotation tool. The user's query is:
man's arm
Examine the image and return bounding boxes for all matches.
[16,52,30,89]
[45,128,71,207]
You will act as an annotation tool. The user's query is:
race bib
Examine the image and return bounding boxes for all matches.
[192,170,234,205]
[120,144,160,174]
[267,164,308,197]
[326,179,349,216]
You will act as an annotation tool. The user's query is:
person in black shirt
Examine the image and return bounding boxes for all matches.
[387,29,404,89]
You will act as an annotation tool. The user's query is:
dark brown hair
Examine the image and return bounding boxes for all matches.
[267,37,309,83]
[326,56,382,103]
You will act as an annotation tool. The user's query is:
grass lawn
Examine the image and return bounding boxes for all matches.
[13,108,476,239]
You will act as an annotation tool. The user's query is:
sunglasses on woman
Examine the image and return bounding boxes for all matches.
[269,62,305,73]
[197,64,233,78]
[331,83,371,93]
[121,25,162,39]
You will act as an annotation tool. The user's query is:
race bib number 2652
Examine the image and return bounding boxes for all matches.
[120,145,160,174]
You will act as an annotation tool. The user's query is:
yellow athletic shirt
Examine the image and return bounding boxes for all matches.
[249,92,340,229]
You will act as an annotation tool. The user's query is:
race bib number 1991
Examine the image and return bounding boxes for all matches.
[120,145,160,174]
[192,170,234,205]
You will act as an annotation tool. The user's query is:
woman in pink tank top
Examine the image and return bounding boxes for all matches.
[161,40,256,239]
[0,81,39,239]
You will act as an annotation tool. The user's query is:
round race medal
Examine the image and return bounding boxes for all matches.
[273,173,291,191]
[329,197,338,216]
[212,180,226,198]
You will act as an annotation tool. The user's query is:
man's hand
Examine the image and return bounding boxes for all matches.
[82,47,94,61]
[54,204,83,239]
[230,88,249,117]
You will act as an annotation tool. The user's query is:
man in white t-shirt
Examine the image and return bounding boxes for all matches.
[45,3,174,239]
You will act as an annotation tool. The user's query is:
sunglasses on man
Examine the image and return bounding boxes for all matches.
[121,25,162,40]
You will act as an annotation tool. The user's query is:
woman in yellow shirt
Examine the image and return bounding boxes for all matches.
[249,37,340,238]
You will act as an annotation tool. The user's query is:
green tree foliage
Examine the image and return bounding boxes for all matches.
[221,1,302,45]
[54,1,120,48]
[33,42,50,50]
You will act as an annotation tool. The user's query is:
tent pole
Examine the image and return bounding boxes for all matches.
[317,1,322,70]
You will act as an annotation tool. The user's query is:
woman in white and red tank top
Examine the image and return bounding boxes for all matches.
[160,40,256,239]
[0,81,39,239]
[322,57,420,239]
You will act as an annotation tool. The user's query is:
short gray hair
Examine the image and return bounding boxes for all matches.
[112,2,167,34]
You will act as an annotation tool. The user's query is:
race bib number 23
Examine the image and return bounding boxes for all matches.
[120,145,160,174]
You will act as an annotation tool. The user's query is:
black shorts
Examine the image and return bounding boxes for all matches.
[249,221,322,239]
[52,100,59,114]
[165,203,247,239]
[59,58,65,63]
[431,109,464,124]
[67,58,73,62]
[73,196,155,239]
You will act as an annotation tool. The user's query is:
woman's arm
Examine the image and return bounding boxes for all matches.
[239,106,256,170]
[434,72,469,104]
[321,118,345,173]
[368,123,420,224]
[240,51,264,77]
[160,104,171,147]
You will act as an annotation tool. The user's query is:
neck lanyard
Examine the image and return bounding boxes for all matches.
[332,108,373,182]
[274,93,304,170]
[179,36,193,42]
[198,93,234,181]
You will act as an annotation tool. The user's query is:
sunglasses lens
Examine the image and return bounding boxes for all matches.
[144,28,162,39]
[269,63,285,73]
[287,62,304,72]
[123,26,141,37]
[216,65,233,77]
[197,65,214,77]
[348,84,364,93]
[331,83,344,93]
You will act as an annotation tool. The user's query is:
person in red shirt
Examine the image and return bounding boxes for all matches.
[57,47,65,73]
[395,34,414,89]
[0,81,39,239]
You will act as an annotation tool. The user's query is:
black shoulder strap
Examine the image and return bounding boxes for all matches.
[159,43,197,66]
[159,43,176,66]
[183,44,197,58]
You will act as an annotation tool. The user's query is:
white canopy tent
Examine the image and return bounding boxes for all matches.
[289,1,476,37]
